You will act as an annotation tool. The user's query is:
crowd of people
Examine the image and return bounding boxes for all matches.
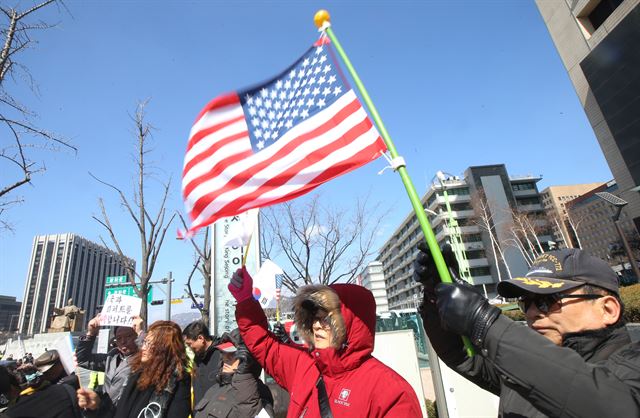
[1,246,639,417]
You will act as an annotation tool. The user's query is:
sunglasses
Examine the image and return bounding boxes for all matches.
[517,293,603,314]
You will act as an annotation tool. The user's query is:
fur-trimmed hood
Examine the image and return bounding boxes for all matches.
[293,284,376,372]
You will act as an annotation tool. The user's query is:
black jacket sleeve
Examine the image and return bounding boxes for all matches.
[482,315,640,418]
[165,376,192,418]
[420,303,502,395]
[75,336,108,372]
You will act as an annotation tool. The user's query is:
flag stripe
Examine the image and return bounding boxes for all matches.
[182,131,251,192]
[184,116,249,173]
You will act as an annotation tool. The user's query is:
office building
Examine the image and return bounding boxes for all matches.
[0,296,21,332]
[536,0,640,232]
[379,164,551,310]
[541,183,604,248]
[18,234,134,335]
[567,180,640,267]
[360,261,389,314]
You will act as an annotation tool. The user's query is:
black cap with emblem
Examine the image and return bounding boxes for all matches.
[497,248,619,298]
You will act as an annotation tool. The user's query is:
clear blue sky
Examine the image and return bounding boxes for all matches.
[0,1,611,302]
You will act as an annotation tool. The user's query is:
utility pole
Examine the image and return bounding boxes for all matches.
[165,272,172,321]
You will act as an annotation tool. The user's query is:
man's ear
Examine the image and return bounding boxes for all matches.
[601,295,622,326]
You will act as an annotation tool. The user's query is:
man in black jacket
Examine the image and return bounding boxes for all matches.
[192,329,274,418]
[415,246,640,418]
[182,321,222,405]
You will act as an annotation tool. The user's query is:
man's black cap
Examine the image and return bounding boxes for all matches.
[34,350,60,373]
[497,249,619,298]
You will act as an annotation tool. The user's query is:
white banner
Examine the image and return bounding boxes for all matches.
[212,211,260,336]
[99,294,141,327]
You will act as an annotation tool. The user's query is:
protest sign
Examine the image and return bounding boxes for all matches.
[100,294,141,327]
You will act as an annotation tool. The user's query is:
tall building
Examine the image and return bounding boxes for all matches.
[18,234,134,335]
[380,164,551,310]
[536,0,640,233]
[567,180,640,266]
[360,261,389,314]
[0,296,21,332]
[541,183,604,248]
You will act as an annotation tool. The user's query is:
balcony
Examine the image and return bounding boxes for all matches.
[517,203,543,212]
[470,275,494,285]
[467,257,490,267]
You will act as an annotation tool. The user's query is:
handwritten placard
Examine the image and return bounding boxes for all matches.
[100,294,141,327]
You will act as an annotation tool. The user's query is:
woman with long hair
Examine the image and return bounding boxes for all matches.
[78,321,191,418]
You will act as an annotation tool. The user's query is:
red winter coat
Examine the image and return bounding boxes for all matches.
[235,283,422,418]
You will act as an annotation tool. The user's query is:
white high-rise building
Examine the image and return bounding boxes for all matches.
[360,261,389,314]
[18,234,134,335]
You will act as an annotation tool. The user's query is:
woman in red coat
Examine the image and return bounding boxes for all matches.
[229,267,422,418]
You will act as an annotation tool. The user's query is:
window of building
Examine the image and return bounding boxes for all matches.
[512,183,536,191]
[517,196,541,206]
[446,187,470,196]
[470,266,491,276]
[586,0,623,31]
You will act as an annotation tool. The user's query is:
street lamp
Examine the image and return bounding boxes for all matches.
[595,192,640,281]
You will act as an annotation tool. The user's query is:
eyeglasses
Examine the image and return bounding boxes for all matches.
[313,315,331,329]
[518,293,604,314]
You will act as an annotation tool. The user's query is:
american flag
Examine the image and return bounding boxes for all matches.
[275,274,284,302]
[182,39,387,232]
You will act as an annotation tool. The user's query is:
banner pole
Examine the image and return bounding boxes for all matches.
[315,10,474,356]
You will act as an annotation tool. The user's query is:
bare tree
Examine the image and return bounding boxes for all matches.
[549,214,570,249]
[178,214,211,326]
[506,209,547,265]
[469,189,512,281]
[0,1,75,224]
[260,194,387,292]
[565,203,588,249]
[92,101,175,326]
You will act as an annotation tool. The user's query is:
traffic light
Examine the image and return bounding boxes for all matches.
[150,300,164,306]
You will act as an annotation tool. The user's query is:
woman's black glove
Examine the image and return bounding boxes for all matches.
[435,283,501,347]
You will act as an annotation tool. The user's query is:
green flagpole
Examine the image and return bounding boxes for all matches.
[314,10,474,356]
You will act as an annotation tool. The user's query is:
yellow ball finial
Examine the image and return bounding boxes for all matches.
[314,10,331,28]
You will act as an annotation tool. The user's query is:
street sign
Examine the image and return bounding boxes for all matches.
[105,275,128,285]
[104,285,153,303]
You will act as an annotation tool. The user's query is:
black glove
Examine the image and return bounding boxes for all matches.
[413,242,461,304]
[272,322,291,344]
[435,283,501,347]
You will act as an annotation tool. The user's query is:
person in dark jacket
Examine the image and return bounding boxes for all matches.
[75,315,141,406]
[182,321,221,405]
[2,351,81,418]
[193,328,274,418]
[228,267,422,418]
[415,245,640,418]
[77,321,191,418]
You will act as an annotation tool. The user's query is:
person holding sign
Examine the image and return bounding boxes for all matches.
[75,314,141,406]
[77,321,191,418]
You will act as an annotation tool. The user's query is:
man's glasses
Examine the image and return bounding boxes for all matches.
[518,293,603,314]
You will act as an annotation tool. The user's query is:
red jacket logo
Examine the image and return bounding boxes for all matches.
[334,388,351,406]
[339,388,351,401]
